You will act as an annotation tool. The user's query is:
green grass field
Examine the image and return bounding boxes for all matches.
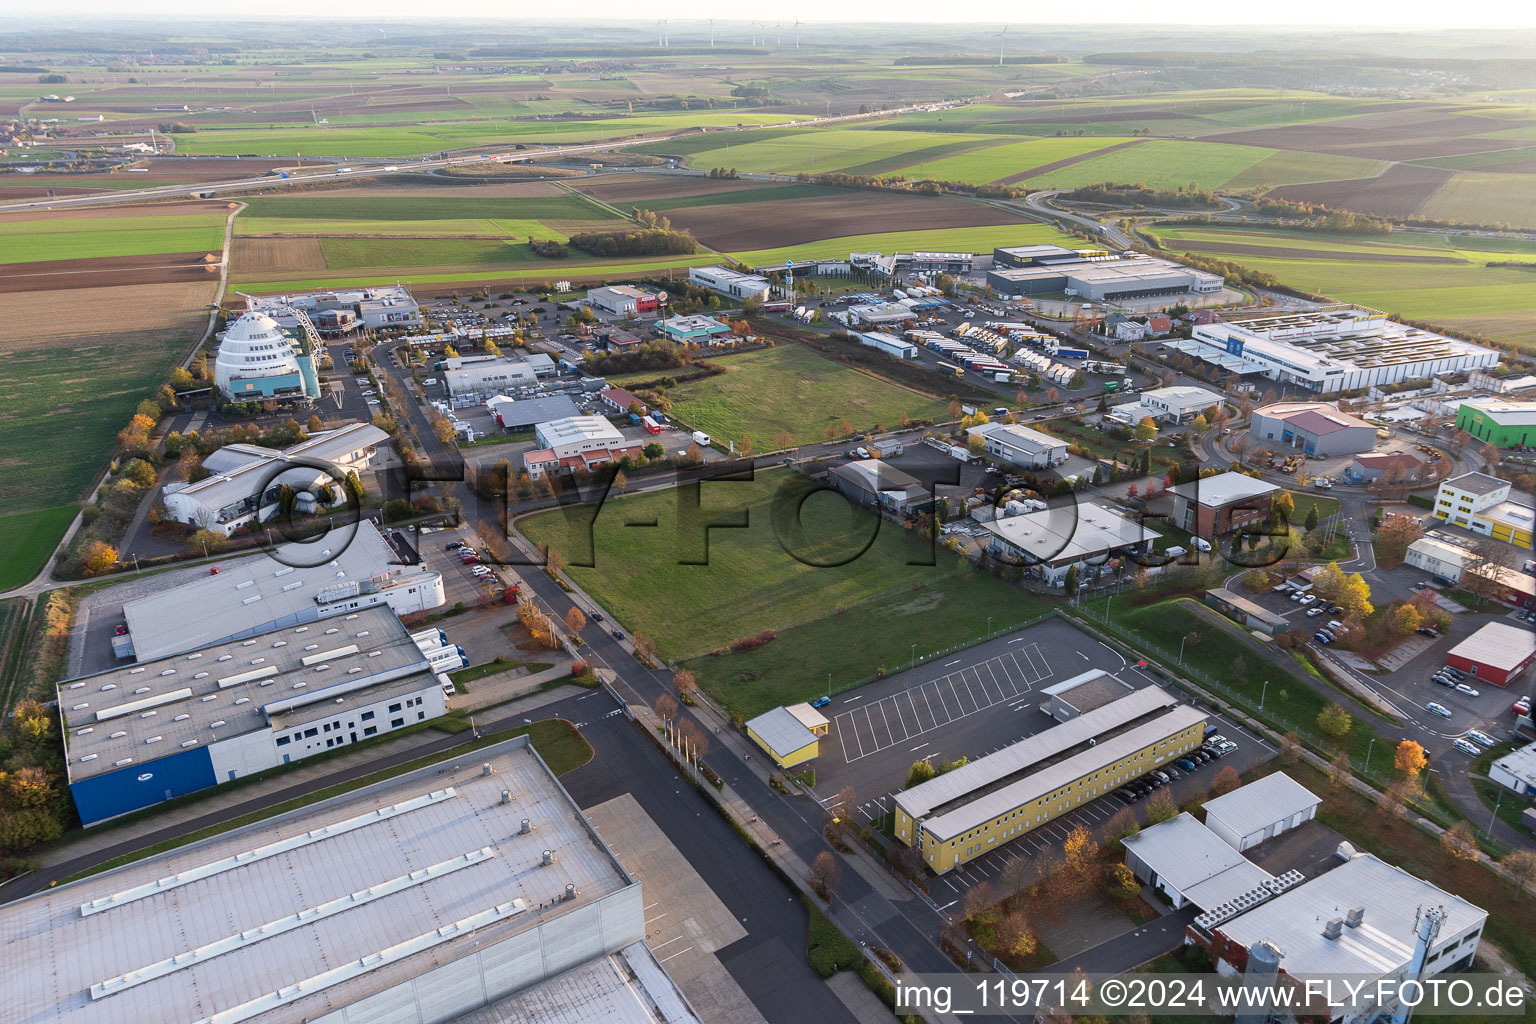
[1223,150,1388,190]
[1,305,212,515]
[519,470,1036,714]
[685,573,1051,718]
[902,136,1138,184]
[1,211,227,265]
[662,344,950,449]
[521,470,958,659]
[4,227,226,264]
[0,507,75,591]
[1145,222,1536,347]
[1029,140,1277,190]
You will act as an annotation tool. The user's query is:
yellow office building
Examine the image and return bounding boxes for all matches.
[1433,472,1534,550]
[894,683,1206,874]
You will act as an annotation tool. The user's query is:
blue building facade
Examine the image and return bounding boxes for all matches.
[69,745,218,826]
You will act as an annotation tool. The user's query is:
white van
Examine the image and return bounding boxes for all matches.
[691,431,711,447]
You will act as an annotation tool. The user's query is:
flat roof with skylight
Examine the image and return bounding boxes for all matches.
[2,736,648,1024]
[60,606,429,783]
[121,522,431,662]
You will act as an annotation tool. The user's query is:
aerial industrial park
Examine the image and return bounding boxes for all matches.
[1,10,1535,1024]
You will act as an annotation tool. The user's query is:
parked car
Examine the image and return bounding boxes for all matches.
[811,696,831,709]
[1425,701,1453,718]
[1289,590,1306,602]
[1175,758,1198,771]
[1307,606,1326,617]
[423,377,438,386]
[1416,627,1438,638]
[1441,665,1466,680]
[113,624,128,636]
[1455,683,1481,697]
[590,611,604,622]
[444,541,462,550]
[1453,738,1480,756]
[1313,632,1332,644]
[1413,580,1430,590]
[1432,675,1457,688]
[611,629,625,641]
[1299,594,1317,606]
[1465,729,1495,748]
[1271,583,1293,594]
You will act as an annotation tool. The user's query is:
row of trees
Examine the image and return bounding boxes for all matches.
[568,227,697,258]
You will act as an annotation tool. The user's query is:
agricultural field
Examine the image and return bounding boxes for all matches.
[167,112,798,158]
[0,279,218,516]
[0,507,78,592]
[0,206,228,265]
[662,188,1050,252]
[1415,171,1536,229]
[639,127,1005,176]
[229,185,636,287]
[728,222,1080,268]
[518,470,1023,713]
[891,136,1140,185]
[660,342,950,450]
[1028,140,1278,191]
[1145,222,1536,347]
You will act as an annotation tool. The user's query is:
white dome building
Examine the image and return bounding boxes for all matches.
[214,310,320,403]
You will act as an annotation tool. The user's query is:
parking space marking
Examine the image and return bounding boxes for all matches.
[907,690,929,733]
[832,645,1052,762]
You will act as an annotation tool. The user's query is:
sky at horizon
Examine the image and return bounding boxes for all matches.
[7,1,1536,29]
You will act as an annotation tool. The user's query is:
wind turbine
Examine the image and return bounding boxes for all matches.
[709,18,714,47]
[776,21,782,47]
[794,19,802,50]
[998,25,1008,67]
[658,19,664,47]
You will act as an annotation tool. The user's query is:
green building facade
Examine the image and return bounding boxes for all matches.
[1457,402,1536,448]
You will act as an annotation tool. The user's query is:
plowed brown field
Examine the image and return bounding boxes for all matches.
[666,191,1032,250]
[0,253,218,293]
[1268,164,1453,218]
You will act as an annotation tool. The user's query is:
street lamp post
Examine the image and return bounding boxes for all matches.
[1365,736,1377,774]
[911,643,916,669]
[1258,679,1269,711]
[1179,635,1187,666]
[1486,786,1504,839]
[986,616,992,639]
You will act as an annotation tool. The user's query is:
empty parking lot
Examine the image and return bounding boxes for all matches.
[812,618,1129,802]
[835,644,1053,762]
